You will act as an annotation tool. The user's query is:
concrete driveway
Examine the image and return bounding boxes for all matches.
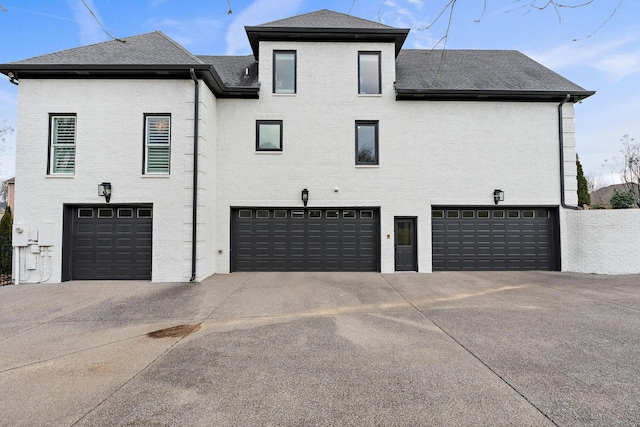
[0,271,638,426]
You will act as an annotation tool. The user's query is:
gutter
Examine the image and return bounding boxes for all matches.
[189,68,199,281]
[558,94,580,210]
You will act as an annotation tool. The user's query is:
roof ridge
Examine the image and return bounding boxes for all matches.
[259,8,393,29]
[153,31,204,64]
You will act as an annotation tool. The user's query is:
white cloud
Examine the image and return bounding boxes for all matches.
[378,0,438,48]
[225,0,303,55]
[150,18,224,51]
[66,0,109,45]
[592,51,640,81]
[529,36,640,80]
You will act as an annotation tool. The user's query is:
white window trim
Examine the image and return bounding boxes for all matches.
[49,114,77,175]
[144,114,171,175]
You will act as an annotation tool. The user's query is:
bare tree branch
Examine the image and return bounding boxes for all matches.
[417,1,623,51]
[573,0,623,41]
[474,0,488,23]
[348,0,356,15]
[80,0,126,43]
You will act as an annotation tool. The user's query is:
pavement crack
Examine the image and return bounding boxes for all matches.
[380,274,560,427]
[203,272,258,320]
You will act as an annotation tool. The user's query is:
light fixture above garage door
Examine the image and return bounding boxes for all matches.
[98,182,112,203]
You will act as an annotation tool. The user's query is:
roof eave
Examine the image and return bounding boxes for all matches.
[395,89,596,102]
[244,26,409,60]
[0,64,260,99]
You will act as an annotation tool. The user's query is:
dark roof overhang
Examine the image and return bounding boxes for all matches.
[245,26,409,60]
[395,88,596,102]
[0,64,260,99]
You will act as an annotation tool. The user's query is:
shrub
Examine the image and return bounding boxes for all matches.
[0,206,12,278]
[610,189,637,209]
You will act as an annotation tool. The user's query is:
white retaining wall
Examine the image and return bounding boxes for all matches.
[563,209,640,275]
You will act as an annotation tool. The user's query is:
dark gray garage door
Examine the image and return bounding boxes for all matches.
[432,207,558,271]
[231,208,379,271]
[63,205,152,280]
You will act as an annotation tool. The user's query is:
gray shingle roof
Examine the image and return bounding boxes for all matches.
[258,9,393,29]
[198,55,258,88]
[396,50,589,93]
[11,31,204,65]
[0,10,593,100]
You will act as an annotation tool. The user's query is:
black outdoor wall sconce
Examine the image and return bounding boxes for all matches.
[301,188,309,207]
[493,189,504,205]
[99,182,112,203]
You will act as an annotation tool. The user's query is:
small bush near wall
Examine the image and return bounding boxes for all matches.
[610,189,638,209]
[0,207,12,285]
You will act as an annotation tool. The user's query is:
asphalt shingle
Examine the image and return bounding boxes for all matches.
[198,55,259,88]
[258,9,393,29]
[11,31,204,66]
[396,49,589,92]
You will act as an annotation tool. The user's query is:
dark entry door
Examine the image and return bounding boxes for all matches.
[394,217,417,271]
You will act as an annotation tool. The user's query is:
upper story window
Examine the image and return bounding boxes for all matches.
[273,51,296,94]
[48,114,76,175]
[256,120,283,151]
[356,121,379,165]
[144,114,171,174]
[358,52,381,94]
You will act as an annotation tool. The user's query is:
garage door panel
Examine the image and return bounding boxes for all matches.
[67,206,152,280]
[433,207,556,271]
[232,208,379,272]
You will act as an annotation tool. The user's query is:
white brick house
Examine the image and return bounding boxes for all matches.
[0,10,595,283]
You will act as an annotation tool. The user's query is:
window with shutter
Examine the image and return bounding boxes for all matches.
[49,115,76,175]
[145,115,171,174]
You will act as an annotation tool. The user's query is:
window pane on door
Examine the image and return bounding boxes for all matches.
[397,222,412,246]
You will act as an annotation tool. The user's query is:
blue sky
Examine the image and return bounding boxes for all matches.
[1,0,639,184]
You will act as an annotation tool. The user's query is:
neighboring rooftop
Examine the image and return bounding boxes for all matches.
[590,183,640,207]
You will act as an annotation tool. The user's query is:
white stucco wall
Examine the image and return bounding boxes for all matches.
[562,209,640,275]
[214,40,572,274]
[13,79,199,283]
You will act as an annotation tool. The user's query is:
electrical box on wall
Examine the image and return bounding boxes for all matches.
[12,225,29,247]
[38,223,54,246]
[26,254,37,270]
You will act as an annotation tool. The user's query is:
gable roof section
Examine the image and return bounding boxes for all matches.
[245,9,409,60]
[0,32,259,99]
[396,50,594,101]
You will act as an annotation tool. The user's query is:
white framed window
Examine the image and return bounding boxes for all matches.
[144,115,171,174]
[49,114,76,175]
